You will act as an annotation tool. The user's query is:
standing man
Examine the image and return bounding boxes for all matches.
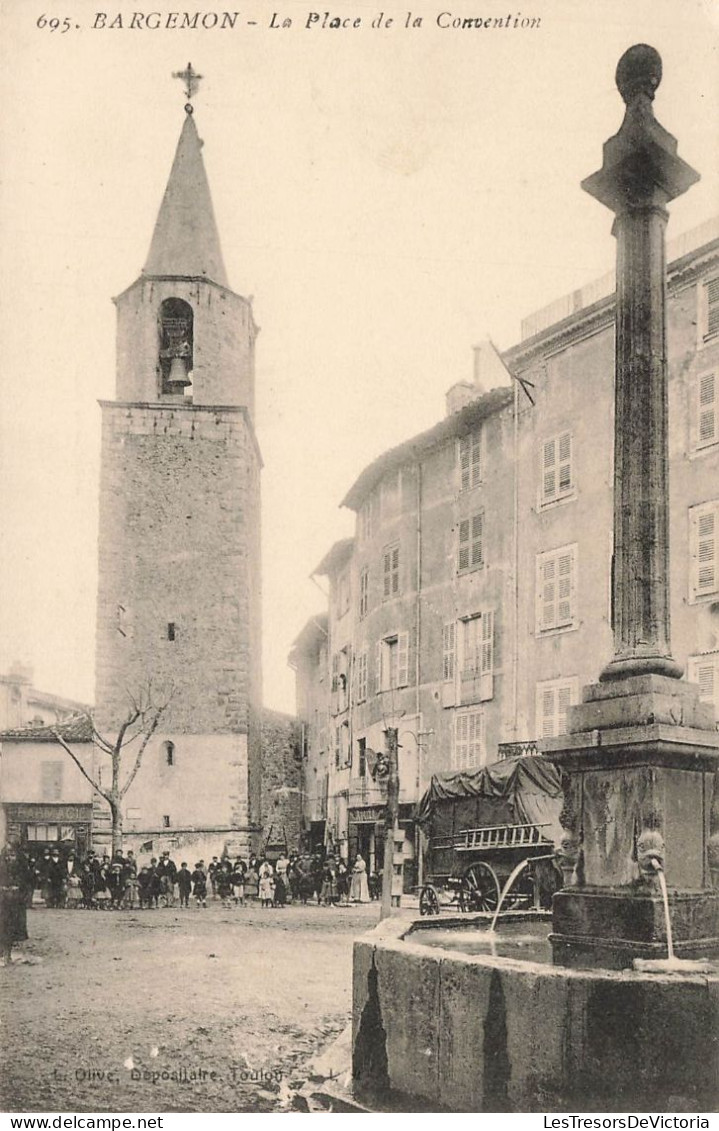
[46,848,67,908]
[156,850,177,906]
[208,857,221,899]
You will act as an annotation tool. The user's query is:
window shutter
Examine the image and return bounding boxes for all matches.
[383,550,391,598]
[697,372,718,448]
[558,432,572,494]
[707,277,719,338]
[479,610,494,701]
[543,439,556,501]
[392,545,400,594]
[455,712,468,769]
[397,632,410,687]
[557,550,574,625]
[541,432,573,503]
[41,762,63,802]
[458,520,470,571]
[557,685,572,735]
[459,430,481,490]
[471,432,481,486]
[472,512,484,567]
[356,652,367,702]
[374,641,382,694]
[695,662,715,703]
[539,687,555,739]
[442,622,455,681]
[692,506,718,598]
[459,436,471,491]
[539,556,555,631]
[442,622,456,707]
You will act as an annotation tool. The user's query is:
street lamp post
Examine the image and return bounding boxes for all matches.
[380,727,399,921]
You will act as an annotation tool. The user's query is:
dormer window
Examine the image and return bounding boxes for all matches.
[159,298,194,395]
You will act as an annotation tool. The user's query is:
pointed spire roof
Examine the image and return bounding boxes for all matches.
[143,110,229,287]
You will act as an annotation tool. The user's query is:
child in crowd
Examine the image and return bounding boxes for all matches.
[231,859,246,907]
[258,861,274,908]
[191,861,207,908]
[123,870,139,909]
[177,862,192,908]
[65,873,83,909]
[137,866,153,909]
[217,863,234,908]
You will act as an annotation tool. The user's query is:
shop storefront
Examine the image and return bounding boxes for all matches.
[347,804,416,892]
[4,803,93,858]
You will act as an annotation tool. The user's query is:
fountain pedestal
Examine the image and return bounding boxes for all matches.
[543,676,719,969]
[543,46,719,970]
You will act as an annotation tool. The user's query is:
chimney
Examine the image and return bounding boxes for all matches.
[473,337,513,394]
[445,381,480,416]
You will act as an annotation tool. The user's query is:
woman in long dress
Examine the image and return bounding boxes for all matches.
[349,854,371,903]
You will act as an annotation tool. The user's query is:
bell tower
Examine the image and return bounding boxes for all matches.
[94,70,262,856]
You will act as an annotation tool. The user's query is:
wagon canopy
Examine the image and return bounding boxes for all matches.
[417,756,563,843]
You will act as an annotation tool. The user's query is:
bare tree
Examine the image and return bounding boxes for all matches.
[52,684,172,856]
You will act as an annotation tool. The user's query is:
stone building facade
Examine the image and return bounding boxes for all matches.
[0,717,96,854]
[292,218,719,882]
[0,663,89,732]
[94,107,263,859]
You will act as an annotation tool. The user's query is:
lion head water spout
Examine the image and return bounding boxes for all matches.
[633,855,714,974]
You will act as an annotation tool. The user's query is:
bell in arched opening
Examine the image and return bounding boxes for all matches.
[159,297,194,394]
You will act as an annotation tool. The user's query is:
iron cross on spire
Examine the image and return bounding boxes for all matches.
[172,62,203,112]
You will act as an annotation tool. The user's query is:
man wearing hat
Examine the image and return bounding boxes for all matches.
[46,848,67,908]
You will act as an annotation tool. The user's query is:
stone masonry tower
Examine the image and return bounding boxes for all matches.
[95,79,262,857]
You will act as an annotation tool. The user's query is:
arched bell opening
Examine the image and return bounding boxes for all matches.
[159,297,194,395]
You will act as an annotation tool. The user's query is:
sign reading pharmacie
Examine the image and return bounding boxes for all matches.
[7,802,91,824]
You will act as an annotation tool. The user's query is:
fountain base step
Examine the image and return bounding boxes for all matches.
[552,887,719,969]
[633,956,715,974]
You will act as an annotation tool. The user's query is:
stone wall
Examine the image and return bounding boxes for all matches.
[353,920,719,1111]
[95,401,261,742]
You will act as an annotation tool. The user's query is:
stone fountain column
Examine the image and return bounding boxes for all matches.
[542,45,719,970]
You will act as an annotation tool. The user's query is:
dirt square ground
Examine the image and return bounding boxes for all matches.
[0,899,381,1113]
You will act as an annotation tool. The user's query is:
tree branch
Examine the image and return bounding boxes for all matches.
[120,706,166,799]
[113,707,142,757]
[51,730,113,806]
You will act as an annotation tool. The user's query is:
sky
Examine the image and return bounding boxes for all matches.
[0,0,717,715]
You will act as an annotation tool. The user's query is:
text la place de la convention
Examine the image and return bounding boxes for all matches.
[89,10,542,29]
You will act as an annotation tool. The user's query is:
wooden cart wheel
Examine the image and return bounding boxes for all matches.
[419,884,441,916]
[460,862,500,913]
[503,862,536,909]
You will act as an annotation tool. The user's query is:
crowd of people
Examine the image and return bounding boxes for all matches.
[2,843,380,915]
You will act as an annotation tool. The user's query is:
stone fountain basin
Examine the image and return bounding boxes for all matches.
[352,913,719,1112]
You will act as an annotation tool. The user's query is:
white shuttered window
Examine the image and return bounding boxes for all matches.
[458,512,484,573]
[383,544,400,599]
[689,500,719,601]
[356,652,368,702]
[442,622,455,682]
[377,633,409,692]
[453,709,485,770]
[701,276,719,342]
[688,654,719,720]
[695,371,718,450]
[459,429,482,491]
[541,431,573,505]
[536,545,577,632]
[536,678,579,739]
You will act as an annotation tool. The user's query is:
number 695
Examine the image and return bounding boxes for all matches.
[36,15,73,31]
